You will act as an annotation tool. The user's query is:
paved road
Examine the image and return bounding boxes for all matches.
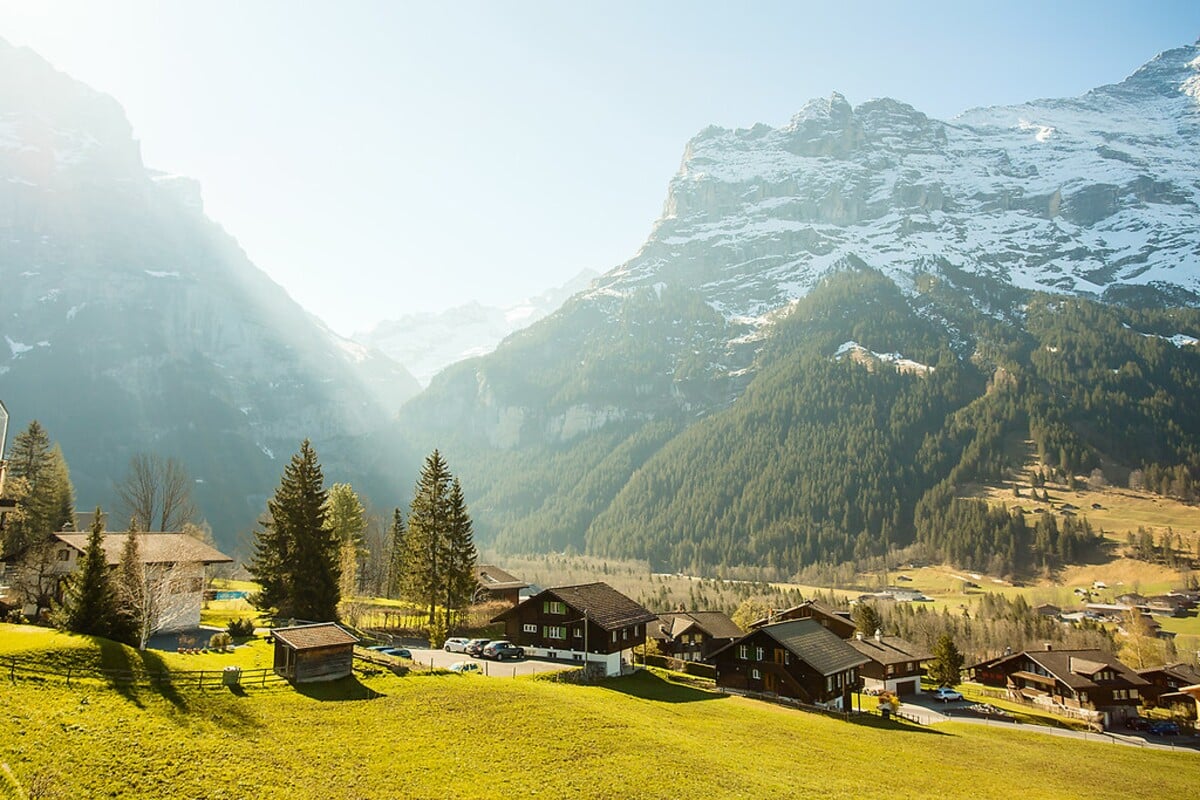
[897,696,1200,752]
[403,646,575,678]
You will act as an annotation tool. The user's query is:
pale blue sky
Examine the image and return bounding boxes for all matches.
[1,2,1197,335]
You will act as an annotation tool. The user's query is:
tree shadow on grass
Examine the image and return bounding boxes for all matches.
[96,639,146,709]
[294,675,387,701]
[846,713,951,736]
[599,671,729,704]
[138,648,189,711]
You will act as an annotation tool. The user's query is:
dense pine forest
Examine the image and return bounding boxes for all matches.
[396,267,1200,579]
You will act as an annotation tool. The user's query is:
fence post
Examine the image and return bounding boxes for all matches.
[9,657,13,683]
[66,667,71,688]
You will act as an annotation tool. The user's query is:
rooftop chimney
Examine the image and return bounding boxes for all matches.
[1044,642,1053,651]
[874,629,883,642]
[855,631,864,641]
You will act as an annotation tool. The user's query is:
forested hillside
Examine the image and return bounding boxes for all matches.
[399,266,1200,579]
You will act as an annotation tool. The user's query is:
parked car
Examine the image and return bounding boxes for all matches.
[365,644,393,652]
[464,639,491,657]
[448,661,480,673]
[1125,716,1152,731]
[482,640,525,660]
[380,647,412,659]
[933,688,964,703]
[444,637,470,654]
[1148,721,1180,736]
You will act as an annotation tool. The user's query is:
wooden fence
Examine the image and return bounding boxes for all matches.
[4,656,287,690]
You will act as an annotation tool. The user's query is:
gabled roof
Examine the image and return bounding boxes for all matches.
[273,623,358,650]
[52,533,233,566]
[749,600,854,634]
[492,582,657,631]
[476,565,528,591]
[846,634,934,666]
[989,648,1149,691]
[736,620,869,677]
[1138,662,1200,684]
[653,611,743,642]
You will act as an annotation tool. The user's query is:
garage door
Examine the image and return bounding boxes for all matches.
[895,680,917,696]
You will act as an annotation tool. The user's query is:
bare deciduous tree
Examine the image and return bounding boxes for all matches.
[114,454,198,532]
[115,528,200,650]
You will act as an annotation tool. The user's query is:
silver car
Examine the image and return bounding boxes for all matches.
[444,637,470,653]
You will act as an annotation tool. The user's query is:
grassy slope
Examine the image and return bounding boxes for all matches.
[1,626,1196,800]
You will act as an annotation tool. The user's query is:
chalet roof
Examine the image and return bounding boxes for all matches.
[653,611,743,641]
[273,623,358,650]
[492,582,657,631]
[52,533,233,566]
[989,648,1149,691]
[846,634,934,666]
[755,620,869,677]
[476,565,528,591]
[750,600,854,633]
[1138,662,1200,684]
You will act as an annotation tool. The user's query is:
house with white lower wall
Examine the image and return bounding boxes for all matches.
[845,630,933,696]
[491,582,657,677]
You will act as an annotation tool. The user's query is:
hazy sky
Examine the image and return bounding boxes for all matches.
[1,2,1197,335]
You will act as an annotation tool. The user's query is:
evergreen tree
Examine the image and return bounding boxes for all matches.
[404,450,453,625]
[852,602,883,637]
[442,478,478,627]
[928,633,964,687]
[326,483,367,600]
[384,508,408,599]
[56,507,121,640]
[2,422,74,555]
[115,516,147,647]
[248,440,340,621]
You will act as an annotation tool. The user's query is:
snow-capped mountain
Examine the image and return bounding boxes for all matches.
[0,38,419,544]
[587,40,1200,336]
[358,269,597,386]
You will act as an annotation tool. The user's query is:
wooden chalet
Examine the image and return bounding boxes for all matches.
[1138,662,1200,717]
[846,630,933,696]
[491,582,657,677]
[968,645,1150,727]
[712,619,868,710]
[648,611,743,662]
[272,623,358,683]
[474,564,528,606]
[749,600,856,639]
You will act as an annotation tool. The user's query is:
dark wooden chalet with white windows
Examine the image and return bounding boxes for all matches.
[749,600,856,639]
[491,582,657,677]
[272,623,358,684]
[1138,662,1200,716]
[712,619,868,709]
[968,645,1150,727]
[649,611,743,662]
[846,630,933,696]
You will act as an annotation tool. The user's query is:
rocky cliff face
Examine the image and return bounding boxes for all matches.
[0,38,419,545]
[593,42,1200,329]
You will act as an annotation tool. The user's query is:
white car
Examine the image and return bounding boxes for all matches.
[444,637,470,653]
[933,687,964,703]
[448,661,480,673]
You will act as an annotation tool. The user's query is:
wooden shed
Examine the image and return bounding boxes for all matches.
[272,623,358,683]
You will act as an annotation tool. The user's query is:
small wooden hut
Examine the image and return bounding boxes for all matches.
[272,623,358,683]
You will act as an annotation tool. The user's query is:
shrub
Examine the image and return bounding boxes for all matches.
[209,632,233,650]
[226,618,256,638]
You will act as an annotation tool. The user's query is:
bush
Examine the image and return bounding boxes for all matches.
[226,618,256,638]
[209,632,233,650]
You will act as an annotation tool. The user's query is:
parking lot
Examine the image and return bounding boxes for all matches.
[404,646,576,678]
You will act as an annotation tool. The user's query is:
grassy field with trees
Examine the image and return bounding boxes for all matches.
[0,624,1195,800]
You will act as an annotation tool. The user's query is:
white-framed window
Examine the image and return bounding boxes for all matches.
[544,625,566,640]
[751,668,761,680]
[755,647,764,662]
[523,623,538,634]
[634,624,640,635]
[826,676,834,692]
[622,627,629,639]
[543,600,566,615]
[573,627,583,638]
[784,653,790,665]
[612,630,618,643]
[738,645,749,660]
[1130,688,1139,698]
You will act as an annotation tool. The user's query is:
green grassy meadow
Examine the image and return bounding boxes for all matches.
[1,625,1196,800]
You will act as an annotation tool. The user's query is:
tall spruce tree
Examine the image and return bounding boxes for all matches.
[2,422,74,555]
[442,478,478,627]
[248,440,340,621]
[384,507,408,599]
[404,450,452,625]
[928,633,964,687]
[56,507,122,640]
